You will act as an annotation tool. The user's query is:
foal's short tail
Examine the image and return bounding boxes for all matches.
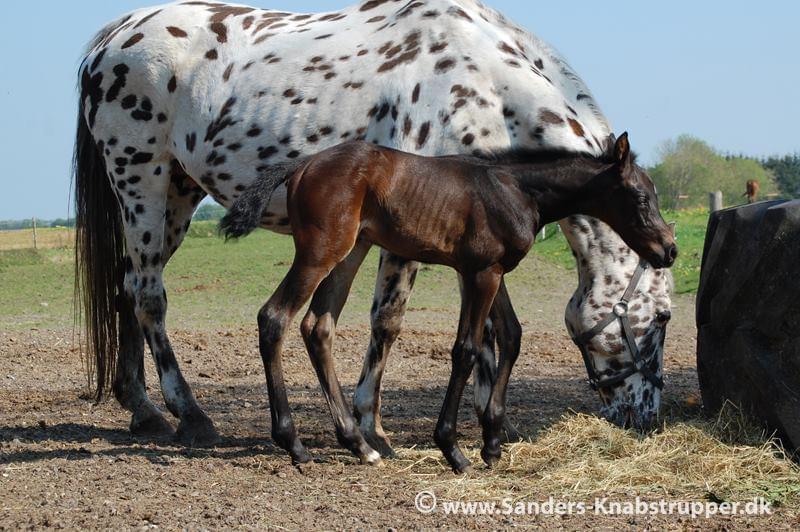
[219,161,305,239]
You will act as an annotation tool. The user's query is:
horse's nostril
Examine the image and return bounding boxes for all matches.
[657,310,671,323]
[667,245,678,262]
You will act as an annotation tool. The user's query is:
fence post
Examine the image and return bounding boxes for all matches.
[708,191,723,213]
[539,225,546,240]
[32,217,38,250]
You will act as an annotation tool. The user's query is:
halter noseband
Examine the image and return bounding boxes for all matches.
[570,259,664,391]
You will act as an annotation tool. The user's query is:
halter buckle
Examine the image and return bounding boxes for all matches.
[612,301,628,318]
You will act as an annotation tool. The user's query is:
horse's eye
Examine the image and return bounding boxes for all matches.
[637,194,648,206]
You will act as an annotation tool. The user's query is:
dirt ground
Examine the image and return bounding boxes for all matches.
[1,279,795,530]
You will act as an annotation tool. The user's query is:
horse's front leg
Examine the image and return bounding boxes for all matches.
[480,280,523,466]
[300,241,381,465]
[435,266,503,474]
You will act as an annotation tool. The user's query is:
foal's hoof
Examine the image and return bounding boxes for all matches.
[359,449,384,467]
[175,415,221,447]
[130,408,175,439]
[502,419,526,443]
[453,462,474,475]
[289,446,313,465]
[444,450,473,475]
[481,445,502,467]
[363,432,396,459]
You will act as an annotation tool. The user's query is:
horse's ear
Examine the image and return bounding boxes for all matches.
[613,132,630,163]
[604,133,617,154]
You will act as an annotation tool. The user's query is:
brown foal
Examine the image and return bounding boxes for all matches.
[221,133,677,473]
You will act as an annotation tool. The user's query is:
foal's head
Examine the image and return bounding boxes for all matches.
[589,133,677,269]
[568,132,676,431]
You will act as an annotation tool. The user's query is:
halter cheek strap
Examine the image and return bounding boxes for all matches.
[571,259,664,391]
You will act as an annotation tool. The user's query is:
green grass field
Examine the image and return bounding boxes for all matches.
[0,209,710,330]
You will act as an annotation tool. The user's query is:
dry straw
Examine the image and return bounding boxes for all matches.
[393,403,800,508]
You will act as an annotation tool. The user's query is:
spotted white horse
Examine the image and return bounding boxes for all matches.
[75,0,673,451]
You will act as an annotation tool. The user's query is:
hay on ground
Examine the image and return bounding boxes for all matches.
[392,404,800,507]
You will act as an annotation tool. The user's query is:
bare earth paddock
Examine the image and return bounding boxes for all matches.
[1,229,798,529]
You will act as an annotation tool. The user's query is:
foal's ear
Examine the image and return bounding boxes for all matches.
[613,132,631,163]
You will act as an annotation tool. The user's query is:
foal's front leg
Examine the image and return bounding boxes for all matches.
[300,241,381,465]
[480,281,523,466]
[258,263,330,464]
[435,266,503,473]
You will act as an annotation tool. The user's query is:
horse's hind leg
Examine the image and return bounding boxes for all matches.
[113,162,206,438]
[114,294,173,437]
[111,156,217,446]
[353,251,419,457]
[480,280,523,466]
[300,241,381,465]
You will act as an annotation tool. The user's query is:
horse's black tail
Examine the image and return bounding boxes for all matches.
[219,161,305,239]
[74,71,125,402]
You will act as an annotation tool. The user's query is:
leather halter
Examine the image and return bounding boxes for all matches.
[570,259,664,391]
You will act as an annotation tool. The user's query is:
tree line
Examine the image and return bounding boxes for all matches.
[0,204,225,230]
[0,217,75,231]
[649,135,799,210]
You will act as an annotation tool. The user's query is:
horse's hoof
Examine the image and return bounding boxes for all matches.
[289,446,313,465]
[481,446,502,467]
[359,449,384,467]
[502,419,526,443]
[175,415,220,447]
[453,462,474,475]
[363,431,396,458]
[130,408,175,439]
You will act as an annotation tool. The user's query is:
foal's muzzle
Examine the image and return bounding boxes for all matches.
[663,243,678,267]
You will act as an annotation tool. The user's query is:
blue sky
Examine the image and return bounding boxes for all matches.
[1,1,797,219]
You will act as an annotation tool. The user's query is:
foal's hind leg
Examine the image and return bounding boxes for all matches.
[114,164,206,438]
[258,261,334,464]
[300,241,381,465]
[353,251,419,457]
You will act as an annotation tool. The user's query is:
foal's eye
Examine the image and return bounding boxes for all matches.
[637,194,648,206]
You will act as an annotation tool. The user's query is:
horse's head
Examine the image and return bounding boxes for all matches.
[593,133,677,269]
[566,132,677,431]
[563,215,674,433]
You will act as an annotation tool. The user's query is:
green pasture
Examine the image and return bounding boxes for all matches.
[0,209,710,331]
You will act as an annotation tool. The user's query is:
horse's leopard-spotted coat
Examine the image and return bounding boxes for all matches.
[80,0,672,445]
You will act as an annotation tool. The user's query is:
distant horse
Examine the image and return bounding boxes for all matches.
[220,133,677,472]
[744,180,760,203]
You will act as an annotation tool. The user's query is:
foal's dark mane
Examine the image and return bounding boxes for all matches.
[466,146,638,166]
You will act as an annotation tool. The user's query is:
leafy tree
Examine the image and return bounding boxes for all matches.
[649,135,779,209]
[762,154,800,198]
[49,218,75,228]
[0,219,34,230]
